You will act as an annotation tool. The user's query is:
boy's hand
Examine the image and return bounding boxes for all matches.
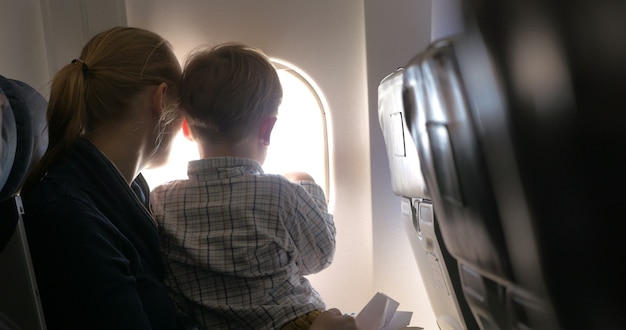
[283,171,315,182]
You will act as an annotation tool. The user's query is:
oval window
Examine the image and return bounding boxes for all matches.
[264,60,330,199]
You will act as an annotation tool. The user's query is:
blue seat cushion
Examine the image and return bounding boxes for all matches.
[0,75,48,199]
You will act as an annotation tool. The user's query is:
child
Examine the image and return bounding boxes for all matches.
[151,43,337,329]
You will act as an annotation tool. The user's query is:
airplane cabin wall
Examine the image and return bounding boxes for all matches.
[0,0,50,94]
[364,1,438,328]
[365,0,465,328]
[0,0,127,95]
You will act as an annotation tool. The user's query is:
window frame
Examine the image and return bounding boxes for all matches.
[271,59,331,202]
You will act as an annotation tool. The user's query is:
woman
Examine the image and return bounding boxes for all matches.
[21,26,183,329]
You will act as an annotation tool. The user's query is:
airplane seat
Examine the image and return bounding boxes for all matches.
[458,1,626,328]
[401,29,563,328]
[0,75,48,329]
[398,0,626,328]
[402,34,552,329]
[377,68,477,330]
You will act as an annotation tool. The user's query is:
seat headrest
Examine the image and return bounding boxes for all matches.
[378,68,429,199]
[0,92,17,194]
[0,75,48,199]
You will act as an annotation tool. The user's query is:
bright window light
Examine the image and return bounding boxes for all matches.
[142,128,198,188]
[142,61,330,200]
[263,66,329,198]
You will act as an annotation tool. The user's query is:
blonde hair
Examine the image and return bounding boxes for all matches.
[180,43,282,143]
[23,26,181,193]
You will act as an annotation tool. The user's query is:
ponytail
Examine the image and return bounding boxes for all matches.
[21,61,88,195]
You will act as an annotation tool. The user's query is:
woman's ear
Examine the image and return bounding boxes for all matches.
[151,82,168,117]
[258,116,277,146]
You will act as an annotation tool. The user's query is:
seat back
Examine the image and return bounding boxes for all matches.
[402,30,561,329]
[400,0,626,327]
[460,1,626,327]
[377,68,477,330]
[0,75,48,330]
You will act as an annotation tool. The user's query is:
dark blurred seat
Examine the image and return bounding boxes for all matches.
[0,75,48,329]
[402,34,560,329]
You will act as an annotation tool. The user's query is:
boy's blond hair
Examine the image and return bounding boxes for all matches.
[180,43,283,143]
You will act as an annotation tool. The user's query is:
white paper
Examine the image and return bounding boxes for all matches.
[355,292,412,330]
[382,311,413,330]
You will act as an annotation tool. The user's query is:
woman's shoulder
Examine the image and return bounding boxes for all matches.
[23,175,90,213]
[22,176,117,241]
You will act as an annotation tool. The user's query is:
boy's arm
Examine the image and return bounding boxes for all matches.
[284,172,328,212]
[286,178,336,275]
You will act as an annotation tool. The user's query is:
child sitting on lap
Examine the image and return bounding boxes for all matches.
[151,43,339,330]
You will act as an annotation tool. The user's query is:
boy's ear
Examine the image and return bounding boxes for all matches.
[182,117,194,141]
[259,116,277,146]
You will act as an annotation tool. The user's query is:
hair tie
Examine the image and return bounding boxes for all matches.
[71,58,89,77]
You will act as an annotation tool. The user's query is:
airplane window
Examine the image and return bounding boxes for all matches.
[264,60,330,200]
[142,60,330,201]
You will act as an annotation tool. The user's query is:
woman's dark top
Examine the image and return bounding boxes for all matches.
[23,138,176,329]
